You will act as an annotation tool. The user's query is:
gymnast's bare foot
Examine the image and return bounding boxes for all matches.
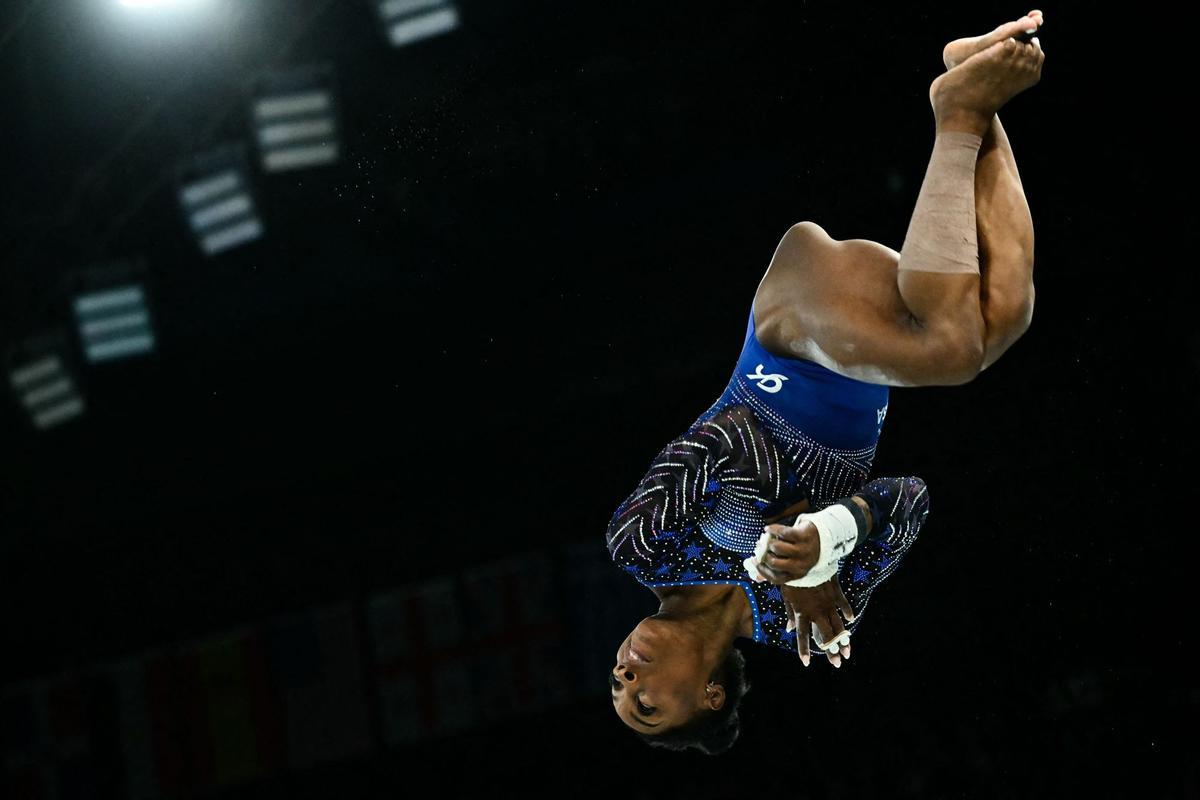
[943,10,1043,70]
[929,25,1045,136]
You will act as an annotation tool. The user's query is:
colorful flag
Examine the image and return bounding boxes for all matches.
[107,657,157,800]
[192,632,276,785]
[460,552,571,719]
[370,577,474,743]
[0,670,124,800]
[263,604,373,768]
[370,552,573,744]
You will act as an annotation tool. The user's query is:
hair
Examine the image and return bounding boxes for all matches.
[633,644,750,756]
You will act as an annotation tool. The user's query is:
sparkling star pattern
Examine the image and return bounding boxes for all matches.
[606,401,931,653]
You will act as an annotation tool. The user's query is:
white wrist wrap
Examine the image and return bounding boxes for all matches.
[743,503,860,587]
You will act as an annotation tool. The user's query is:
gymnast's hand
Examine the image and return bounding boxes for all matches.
[781,579,855,668]
[753,519,820,584]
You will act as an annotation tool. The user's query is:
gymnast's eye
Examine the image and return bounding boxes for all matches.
[636,697,655,716]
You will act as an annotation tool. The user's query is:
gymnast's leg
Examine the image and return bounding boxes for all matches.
[891,15,1045,379]
[754,13,1044,387]
[944,11,1042,369]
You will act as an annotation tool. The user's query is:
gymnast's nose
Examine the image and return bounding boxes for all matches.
[613,663,637,683]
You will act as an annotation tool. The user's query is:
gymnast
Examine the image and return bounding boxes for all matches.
[605,11,1045,754]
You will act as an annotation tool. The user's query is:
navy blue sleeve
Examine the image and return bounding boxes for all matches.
[605,420,730,569]
[838,476,931,631]
[605,405,803,570]
[751,476,929,654]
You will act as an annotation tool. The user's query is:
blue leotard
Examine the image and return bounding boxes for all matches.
[729,300,890,451]
[606,300,928,653]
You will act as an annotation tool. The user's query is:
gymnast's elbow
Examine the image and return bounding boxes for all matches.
[1015,282,1036,337]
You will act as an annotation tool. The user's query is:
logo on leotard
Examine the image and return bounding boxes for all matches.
[877,403,889,426]
[746,364,788,394]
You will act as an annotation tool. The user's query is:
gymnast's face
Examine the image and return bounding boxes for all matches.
[609,619,724,734]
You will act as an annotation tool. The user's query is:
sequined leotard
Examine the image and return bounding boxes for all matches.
[606,300,930,653]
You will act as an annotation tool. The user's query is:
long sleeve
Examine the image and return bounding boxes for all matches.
[605,405,805,570]
[742,475,930,654]
[836,476,931,633]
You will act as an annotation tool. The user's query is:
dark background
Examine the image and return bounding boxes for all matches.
[1,1,1191,797]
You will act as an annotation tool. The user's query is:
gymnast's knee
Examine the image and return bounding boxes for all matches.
[927,327,985,385]
[985,281,1036,343]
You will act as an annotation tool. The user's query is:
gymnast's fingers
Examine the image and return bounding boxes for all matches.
[763,548,809,574]
[760,551,804,580]
[763,527,818,573]
[763,538,804,564]
[810,624,843,668]
[810,613,840,661]
[756,558,802,585]
[833,577,856,623]
[824,611,849,660]
[794,612,811,666]
[754,559,783,583]
[767,520,817,542]
[765,534,803,560]
[763,523,793,536]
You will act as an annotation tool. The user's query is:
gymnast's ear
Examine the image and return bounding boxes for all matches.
[703,680,727,711]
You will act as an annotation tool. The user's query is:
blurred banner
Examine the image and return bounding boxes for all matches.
[368,551,571,743]
[1,603,372,799]
[1,543,650,798]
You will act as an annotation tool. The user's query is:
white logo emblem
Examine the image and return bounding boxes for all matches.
[746,364,788,394]
[877,403,889,426]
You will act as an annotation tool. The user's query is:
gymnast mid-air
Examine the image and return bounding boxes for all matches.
[605,11,1045,754]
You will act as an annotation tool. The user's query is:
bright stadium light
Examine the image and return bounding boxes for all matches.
[251,65,341,173]
[375,0,460,48]
[71,262,157,364]
[176,145,264,256]
[6,333,86,431]
[117,0,209,9]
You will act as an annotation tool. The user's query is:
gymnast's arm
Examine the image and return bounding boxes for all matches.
[605,430,723,565]
[763,476,930,664]
[754,477,924,585]
[606,407,771,565]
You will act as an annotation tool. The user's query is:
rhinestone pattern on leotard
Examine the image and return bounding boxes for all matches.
[606,395,930,653]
